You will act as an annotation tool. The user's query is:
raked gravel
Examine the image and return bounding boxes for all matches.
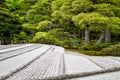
[64,55,103,74]
[87,56,120,69]
[7,48,64,80]
[0,45,51,79]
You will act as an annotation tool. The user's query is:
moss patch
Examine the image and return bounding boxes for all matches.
[79,51,107,56]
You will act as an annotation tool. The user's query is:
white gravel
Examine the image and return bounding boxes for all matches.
[111,57,120,62]
[0,44,34,53]
[0,44,41,61]
[87,56,120,69]
[7,47,64,80]
[64,55,103,74]
[53,46,66,53]
[1,44,120,80]
[0,44,22,50]
[69,71,120,80]
[0,45,51,79]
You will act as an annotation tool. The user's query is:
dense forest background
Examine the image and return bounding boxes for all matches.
[0,0,120,55]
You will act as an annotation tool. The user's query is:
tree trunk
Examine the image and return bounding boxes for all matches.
[1,40,4,45]
[11,40,13,44]
[105,28,111,43]
[0,40,1,45]
[96,31,105,44]
[79,30,81,39]
[85,26,90,46]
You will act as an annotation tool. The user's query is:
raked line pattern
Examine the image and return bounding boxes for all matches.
[0,44,120,80]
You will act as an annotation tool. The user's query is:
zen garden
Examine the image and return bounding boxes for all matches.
[1,0,120,80]
[0,0,120,56]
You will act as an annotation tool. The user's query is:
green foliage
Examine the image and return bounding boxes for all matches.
[13,31,28,43]
[52,0,65,11]
[33,30,59,45]
[72,12,109,29]
[45,29,64,45]
[94,3,116,17]
[102,44,120,56]
[81,45,92,51]
[19,31,28,40]
[63,38,80,49]
[0,7,22,42]
[108,17,120,34]
[98,43,112,48]
[37,21,52,31]
[22,23,37,29]
[5,0,25,11]
[33,32,47,42]
[0,0,120,55]
[26,0,54,23]
[80,51,107,56]
[0,0,6,8]
[81,43,112,51]
[45,34,58,45]
[72,0,93,13]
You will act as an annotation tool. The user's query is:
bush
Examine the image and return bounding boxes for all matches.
[81,43,112,51]
[102,44,120,56]
[81,45,92,51]
[63,38,80,49]
[79,51,107,56]
[81,45,102,51]
[99,43,112,48]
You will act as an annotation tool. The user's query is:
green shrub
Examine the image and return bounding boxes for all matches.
[99,43,112,48]
[63,38,80,49]
[91,45,100,51]
[80,51,107,56]
[81,45,92,51]
[81,45,101,51]
[102,44,120,56]
[81,43,112,51]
